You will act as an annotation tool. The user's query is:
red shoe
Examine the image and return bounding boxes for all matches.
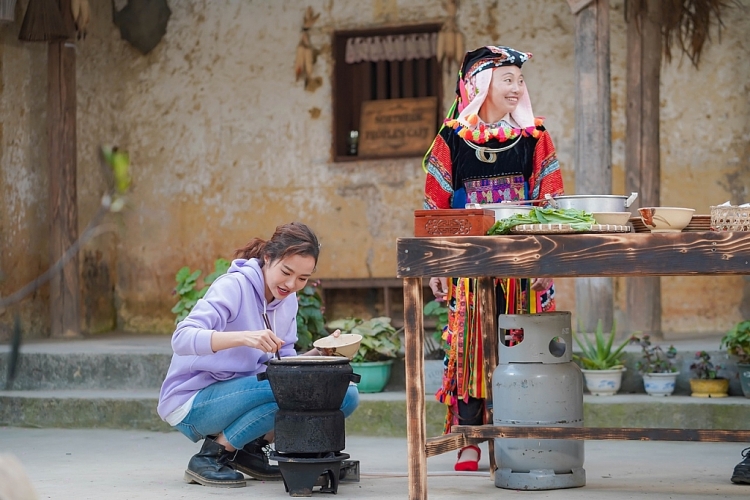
[454,445,481,472]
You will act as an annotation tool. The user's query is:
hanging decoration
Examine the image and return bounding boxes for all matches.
[345,33,437,63]
[70,0,91,40]
[18,0,73,42]
[624,0,737,67]
[436,0,464,68]
[294,6,320,90]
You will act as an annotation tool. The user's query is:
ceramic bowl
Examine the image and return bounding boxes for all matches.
[591,212,632,225]
[638,207,695,233]
[466,203,534,221]
[313,333,362,359]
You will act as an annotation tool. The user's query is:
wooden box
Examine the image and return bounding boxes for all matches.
[414,209,495,237]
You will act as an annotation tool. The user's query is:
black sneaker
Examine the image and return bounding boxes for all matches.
[731,447,750,485]
[228,438,282,481]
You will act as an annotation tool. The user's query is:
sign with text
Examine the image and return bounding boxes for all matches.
[358,97,438,158]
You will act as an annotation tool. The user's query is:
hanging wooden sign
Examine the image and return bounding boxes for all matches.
[358,97,438,157]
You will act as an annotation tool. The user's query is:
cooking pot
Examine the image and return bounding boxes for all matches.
[545,192,638,214]
[465,202,535,221]
[257,356,361,411]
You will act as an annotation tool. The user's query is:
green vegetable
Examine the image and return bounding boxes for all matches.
[487,207,596,235]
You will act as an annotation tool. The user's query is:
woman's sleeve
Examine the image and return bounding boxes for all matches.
[528,130,565,201]
[171,275,241,356]
[423,134,454,210]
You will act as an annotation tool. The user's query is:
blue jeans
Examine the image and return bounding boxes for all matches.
[174,376,359,450]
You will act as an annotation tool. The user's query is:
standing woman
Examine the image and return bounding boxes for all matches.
[422,46,564,471]
[157,222,359,488]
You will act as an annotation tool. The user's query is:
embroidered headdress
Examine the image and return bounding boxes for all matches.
[444,46,542,143]
[421,45,545,172]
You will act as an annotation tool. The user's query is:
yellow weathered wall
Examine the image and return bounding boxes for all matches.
[0,0,748,338]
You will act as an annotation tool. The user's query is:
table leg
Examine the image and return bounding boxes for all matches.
[403,277,427,500]
[478,277,498,478]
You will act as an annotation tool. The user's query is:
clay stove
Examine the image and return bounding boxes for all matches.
[258,356,360,497]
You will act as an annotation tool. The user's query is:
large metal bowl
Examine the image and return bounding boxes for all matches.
[545,193,638,214]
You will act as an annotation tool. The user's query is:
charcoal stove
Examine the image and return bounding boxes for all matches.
[258,356,360,497]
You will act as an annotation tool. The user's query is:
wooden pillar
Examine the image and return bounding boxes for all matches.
[572,0,613,332]
[403,277,426,500]
[48,0,80,338]
[625,0,662,337]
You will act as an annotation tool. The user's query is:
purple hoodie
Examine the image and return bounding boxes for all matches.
[157,258,299,420]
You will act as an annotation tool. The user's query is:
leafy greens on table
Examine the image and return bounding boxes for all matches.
[487,207,597,235]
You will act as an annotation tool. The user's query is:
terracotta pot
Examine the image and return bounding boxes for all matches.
[689,378,729,398]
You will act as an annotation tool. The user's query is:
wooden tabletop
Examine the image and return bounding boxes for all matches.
[397,231,750,278]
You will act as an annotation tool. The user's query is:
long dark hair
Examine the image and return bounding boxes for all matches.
[234,222,320,268]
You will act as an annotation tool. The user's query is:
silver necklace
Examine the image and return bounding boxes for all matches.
[463,135,522,163]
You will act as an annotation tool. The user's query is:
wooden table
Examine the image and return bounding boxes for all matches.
[397,231,750,500]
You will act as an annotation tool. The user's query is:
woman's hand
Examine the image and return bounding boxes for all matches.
[429,277,448,301]
[530,278,552,292]
[210,329,283,353]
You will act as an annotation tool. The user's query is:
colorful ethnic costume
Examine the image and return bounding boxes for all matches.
[422,46,565,434]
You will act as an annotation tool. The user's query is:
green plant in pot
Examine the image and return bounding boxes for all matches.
[720,320,750,398]
[631,334,679,396]
[327,316,402,393]
[689,350,729,398]
[573,320,629,396]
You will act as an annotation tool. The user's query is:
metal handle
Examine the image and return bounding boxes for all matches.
[625,192,639,208]
[544,193,559,208]
[350,373,362,383]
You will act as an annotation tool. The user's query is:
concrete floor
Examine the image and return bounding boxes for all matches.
[1,427,747,499]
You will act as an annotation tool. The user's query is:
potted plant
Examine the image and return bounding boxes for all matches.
[573,320,629,396]
[720,320,750,398]
[423,299,449,395]
[631,334,679,396]
[326,316,402,393]
[689,350,729,398]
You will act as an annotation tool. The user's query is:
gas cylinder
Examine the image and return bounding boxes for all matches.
[492,311,585,490]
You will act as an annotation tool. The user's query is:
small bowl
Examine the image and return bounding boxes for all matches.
[467,202,534,221]
[313,333,362,359]
[591,212,631,225]
[638,207,695,233]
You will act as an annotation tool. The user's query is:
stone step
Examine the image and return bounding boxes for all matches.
[2,335,746,395]
[1,389,748,437]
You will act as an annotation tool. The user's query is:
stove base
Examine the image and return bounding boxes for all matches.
[271,452,350,497]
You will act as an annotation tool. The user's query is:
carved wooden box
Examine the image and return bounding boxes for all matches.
[413,209,495,237]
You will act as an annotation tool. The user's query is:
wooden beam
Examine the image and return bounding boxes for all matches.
[48,2,80,338]
[403,277,426,500]
[453,424,750,443]
[425,432,469,458]
[625,0,663,337]
[573,0,613,333]
[397,233,750,278]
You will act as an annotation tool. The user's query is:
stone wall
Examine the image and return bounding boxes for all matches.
[0,0,748,338]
